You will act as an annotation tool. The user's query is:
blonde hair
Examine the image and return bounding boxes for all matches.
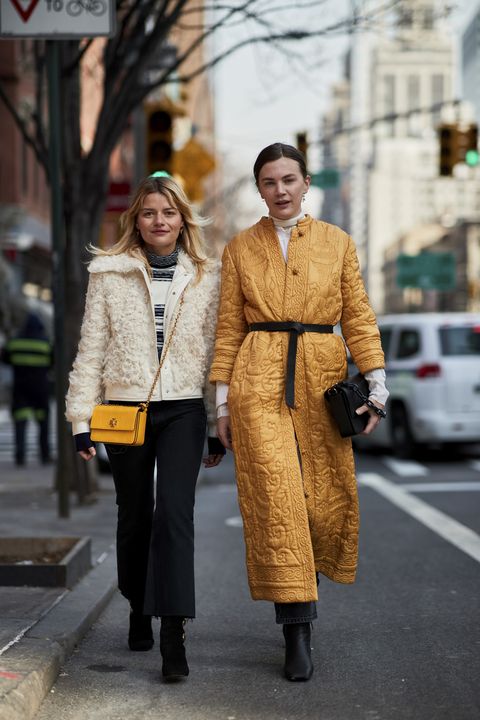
[91,176,209,280]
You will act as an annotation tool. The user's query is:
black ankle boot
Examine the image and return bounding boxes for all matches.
[160,616,189,679]
[283,623,314,681]
[128,610,154,651]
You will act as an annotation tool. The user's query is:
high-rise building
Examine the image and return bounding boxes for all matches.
[462,4,480,125]
[339,0,480,312]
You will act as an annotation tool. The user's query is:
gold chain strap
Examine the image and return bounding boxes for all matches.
[143,292,186,409]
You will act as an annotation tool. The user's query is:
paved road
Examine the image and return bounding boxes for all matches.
[32,446,480,720]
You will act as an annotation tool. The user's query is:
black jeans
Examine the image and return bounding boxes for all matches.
[105,399,206,618]
[274,573,320,624]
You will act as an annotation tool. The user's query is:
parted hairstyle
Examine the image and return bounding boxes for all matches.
[253,143,308,185]
[91,175,209,280]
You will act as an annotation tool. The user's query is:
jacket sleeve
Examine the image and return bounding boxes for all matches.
[209,244,248,384]
[202,267,221,436]
[65,273,109,426]
[340,235,385,373]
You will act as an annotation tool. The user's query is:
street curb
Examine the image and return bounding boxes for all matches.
[0,551,118,720]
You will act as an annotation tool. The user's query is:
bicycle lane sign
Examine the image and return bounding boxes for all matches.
[0,0,116,38]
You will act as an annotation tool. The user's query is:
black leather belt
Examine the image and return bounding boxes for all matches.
[249,321,334,409]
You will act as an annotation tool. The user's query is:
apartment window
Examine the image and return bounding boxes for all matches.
[21,139,28,195]
[384,75,395,114]
[407,75,420,111]
[423,7,434,30]
[432,74,444,106]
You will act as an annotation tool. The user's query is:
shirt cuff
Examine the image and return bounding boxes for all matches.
[72,420,90,435]
[365,368,389,405]
[216,382,229,409]
[217,403,230,419]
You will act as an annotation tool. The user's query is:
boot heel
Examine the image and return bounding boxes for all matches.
[283,623,314,681]
[128,611,154,651]
[160,617,189,680]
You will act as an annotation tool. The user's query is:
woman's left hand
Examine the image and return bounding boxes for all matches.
[203,453,224,468]
[356,400,385,435]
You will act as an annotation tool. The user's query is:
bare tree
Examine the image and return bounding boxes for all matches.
[0,0,403,497]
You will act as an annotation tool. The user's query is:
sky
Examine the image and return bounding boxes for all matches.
[212,0,477,209]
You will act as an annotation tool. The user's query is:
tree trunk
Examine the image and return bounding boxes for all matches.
[61,176,109,503]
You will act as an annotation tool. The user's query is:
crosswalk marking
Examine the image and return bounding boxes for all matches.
[400,481,480,492]
[381,456,429,477]
[359,472,480,565]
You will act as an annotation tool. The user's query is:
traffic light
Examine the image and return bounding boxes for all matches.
[438,123,479,176]
[145,102,173,175]
[296,131,308,165]
[438,124,457,176]
[458,124,479,167]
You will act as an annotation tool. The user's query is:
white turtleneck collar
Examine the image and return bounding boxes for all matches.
[270,210,305,229]
[269,211,305,261]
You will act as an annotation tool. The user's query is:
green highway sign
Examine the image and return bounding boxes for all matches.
[396,252,456,291]
[310,169,340,189]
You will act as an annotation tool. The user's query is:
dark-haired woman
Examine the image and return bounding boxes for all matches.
[210,143,388,681]
[66,174,224,680]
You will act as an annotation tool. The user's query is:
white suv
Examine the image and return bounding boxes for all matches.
[354,312,480,457]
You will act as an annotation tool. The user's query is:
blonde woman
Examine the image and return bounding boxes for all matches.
[66,174,224,680]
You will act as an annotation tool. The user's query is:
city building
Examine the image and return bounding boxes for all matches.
[321,0,480,313]
[462,3,480,125]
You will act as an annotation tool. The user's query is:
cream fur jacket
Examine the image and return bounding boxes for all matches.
[65,250,220,435]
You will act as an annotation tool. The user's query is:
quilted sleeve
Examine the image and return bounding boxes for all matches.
[65,273,109,425]
[340,235,385,373]
[209,244,248,383]
[202,268,221,435]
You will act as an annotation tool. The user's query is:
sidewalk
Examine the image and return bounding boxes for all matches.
[0,458,119,720]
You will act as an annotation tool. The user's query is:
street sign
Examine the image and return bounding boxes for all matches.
[310,169,340,189]
[396,252,456,291]
[0,0,116,38]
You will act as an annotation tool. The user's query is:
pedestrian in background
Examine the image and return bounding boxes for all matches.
[1,312,52,466]
[65,173,224,681]
[210,143,388,682]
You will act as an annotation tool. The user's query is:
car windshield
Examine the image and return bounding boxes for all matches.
[439,326,480,356]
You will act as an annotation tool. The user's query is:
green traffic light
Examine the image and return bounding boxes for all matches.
[465,149,480,166]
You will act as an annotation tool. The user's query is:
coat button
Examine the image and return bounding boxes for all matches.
[298,231,304,237]
[292,268,299,275]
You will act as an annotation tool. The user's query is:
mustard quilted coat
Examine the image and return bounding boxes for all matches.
[210,216,385,603]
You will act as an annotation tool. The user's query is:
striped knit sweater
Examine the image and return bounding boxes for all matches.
[146,247,178,358]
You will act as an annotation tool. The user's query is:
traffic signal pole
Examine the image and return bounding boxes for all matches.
[46,41,69,518]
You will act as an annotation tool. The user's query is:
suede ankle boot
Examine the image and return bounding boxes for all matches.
[283,623,314,681]
[128,609,153,651]
[160,616,189,679]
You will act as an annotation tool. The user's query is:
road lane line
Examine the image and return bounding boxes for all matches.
[381,456,428,477]
[358,472,480,564]
[401,481,480,492]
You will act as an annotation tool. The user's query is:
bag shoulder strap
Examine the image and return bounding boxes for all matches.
[143,291,185,409]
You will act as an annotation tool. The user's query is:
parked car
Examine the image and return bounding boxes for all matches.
[352,312,480,457]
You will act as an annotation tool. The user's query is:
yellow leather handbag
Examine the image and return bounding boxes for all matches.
[90,293,185,446]
[90,403,148,446]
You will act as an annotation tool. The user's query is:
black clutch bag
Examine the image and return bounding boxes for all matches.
[324,373,386,438]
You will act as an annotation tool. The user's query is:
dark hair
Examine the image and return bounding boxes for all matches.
[253,143,308,185]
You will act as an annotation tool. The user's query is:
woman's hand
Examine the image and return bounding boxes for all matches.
[203,453,224,468]
[217,415,233,451]
[357,400,385,435]
[78,446,96,461]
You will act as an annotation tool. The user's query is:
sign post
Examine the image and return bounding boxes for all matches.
[0,1,116,38]
[1,0,116,518]
[396,252,456,291]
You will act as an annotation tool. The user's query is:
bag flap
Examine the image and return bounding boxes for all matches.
[91,405,141,432]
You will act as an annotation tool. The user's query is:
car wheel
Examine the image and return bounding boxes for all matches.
[390,404,416,459]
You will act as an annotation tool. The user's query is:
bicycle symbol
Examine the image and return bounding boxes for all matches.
[66,0,107,16]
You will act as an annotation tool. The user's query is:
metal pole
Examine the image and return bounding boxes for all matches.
[46,40,69,518]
